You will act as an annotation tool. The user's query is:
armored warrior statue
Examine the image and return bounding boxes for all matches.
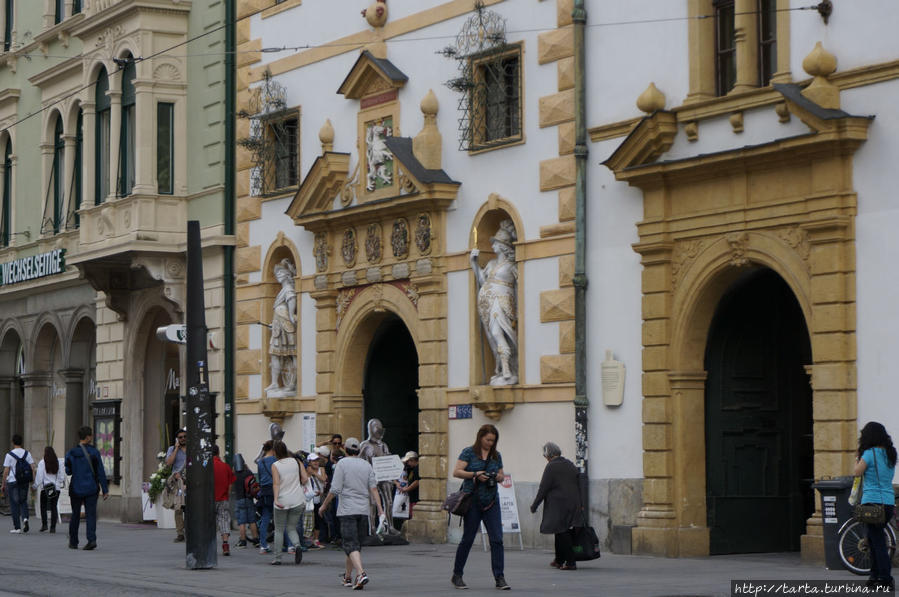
[470,219,519,386]
[264,258,297,397]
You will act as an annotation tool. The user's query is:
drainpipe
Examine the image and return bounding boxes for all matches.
[223,0,236,463]
[572,0,589,522]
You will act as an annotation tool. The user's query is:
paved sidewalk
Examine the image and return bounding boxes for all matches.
[0,520,873,596]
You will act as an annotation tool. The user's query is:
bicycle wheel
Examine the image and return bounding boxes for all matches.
[838,520,894,575]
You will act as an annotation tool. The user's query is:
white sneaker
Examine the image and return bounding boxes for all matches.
[9,529,21,534]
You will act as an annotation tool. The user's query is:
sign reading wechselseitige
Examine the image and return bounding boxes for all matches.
[0,249,65,286]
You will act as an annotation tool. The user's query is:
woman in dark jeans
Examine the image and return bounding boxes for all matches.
[34,446,64,533]
[451,424,510,591]
[854,421,897,590]
[255,440,276,554]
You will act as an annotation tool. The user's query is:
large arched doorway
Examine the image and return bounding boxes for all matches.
[0,329,23,451]
[362,316,419,459]
[66,317,96,451]
[704,268,813,554]
[140,308,181,481]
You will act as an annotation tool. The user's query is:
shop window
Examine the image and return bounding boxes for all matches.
[118,56,136,197]
[95,67,110,204]
[157,102,174,195]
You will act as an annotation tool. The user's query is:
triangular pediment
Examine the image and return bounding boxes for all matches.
[337,51,408,100]
[286,152,351,220]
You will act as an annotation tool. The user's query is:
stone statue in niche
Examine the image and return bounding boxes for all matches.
[359,418,398,533]
[470,219,519,386]
[264,258,298,398]
[365,117,394,191]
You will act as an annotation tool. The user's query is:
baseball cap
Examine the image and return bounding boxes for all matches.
[315,445,331,458]
[344,437,360,451]
[401,451,419,462]
[306,453,320,463]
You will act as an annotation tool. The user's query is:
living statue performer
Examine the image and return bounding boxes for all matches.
[470,219,519,386]
[264,259,297,397]
[360,418,397,534]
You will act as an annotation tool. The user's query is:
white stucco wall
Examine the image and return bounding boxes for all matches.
[446,269,469,388]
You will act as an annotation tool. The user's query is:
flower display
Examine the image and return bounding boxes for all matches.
[147,461,172,503]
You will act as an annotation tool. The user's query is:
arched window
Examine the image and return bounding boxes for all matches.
[52,116,64,233]
[69,109,82,229]
[1,140,10,247]
[3,0,13,52]
[118,56,135,197]
[95,67,110,204]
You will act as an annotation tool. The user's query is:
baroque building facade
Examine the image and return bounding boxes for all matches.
[0,0,230,522]
[234,0,899,560]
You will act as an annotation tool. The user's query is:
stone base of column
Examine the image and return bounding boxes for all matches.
[632,523,709,557]
[404,502,447,543]
[800,515,825,564]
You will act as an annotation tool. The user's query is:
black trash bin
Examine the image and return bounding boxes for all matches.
[813,476,855,570]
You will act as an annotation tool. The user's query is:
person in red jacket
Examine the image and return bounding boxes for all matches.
[213,445,237,556]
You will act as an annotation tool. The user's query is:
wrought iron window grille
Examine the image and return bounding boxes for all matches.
[440,0,521,152]
[237,69,299,196]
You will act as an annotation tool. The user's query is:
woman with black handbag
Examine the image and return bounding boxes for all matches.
[854,421,897,590]
[530,442,585,570]
[33,446,64,533]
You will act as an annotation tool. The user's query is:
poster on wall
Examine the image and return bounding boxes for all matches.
[301,413,316,453]
[91,400,121,484]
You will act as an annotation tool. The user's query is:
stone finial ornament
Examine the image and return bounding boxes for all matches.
[636,82,666,114]
[362,0,388,28]
[413,89,442,170]
[319,119,334,152]
[801,42,840,110]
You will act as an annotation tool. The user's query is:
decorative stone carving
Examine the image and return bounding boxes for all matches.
[775,228,811,273]
[636,82,666,114]
[391,218,409,258]
[471,219,519,386]
[153,63,181,81]
[397,169,416,194]
[365,117,394,191]
[341,162,360,206]
[403,282,419,308]
[415,213,432,255]
[342,228,357,267]
[362,0,388,28]
[313,232,329,272]
[336,287,358,330]
[264,258,298,398]
[671,238,707,288]
[727,232,750,267]
[365,223,382,264]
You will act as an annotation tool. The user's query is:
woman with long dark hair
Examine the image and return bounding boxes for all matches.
[451,424,510,590]
[854,421,897,590]
[33,446,64,532]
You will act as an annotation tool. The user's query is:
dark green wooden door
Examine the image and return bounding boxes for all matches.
[363,318,419,459]
[705,269,813,554]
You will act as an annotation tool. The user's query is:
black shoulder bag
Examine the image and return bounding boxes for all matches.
[80,444,101,494]
[855,448,887,524]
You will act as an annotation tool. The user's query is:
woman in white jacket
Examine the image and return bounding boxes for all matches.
[33,447,65,533]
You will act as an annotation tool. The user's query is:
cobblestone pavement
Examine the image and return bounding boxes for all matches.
[0,519,869,596]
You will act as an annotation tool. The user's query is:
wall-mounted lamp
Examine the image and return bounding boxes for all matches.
[817,0,833,24]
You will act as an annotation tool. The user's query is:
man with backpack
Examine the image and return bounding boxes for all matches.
[64,426,109,550]
[232,453,260,548]
[2,434,35,533]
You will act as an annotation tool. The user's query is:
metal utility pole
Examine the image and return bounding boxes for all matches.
[185,220,216,569]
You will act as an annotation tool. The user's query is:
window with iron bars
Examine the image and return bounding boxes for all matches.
[467,44,522,151]
[271,115,298,191]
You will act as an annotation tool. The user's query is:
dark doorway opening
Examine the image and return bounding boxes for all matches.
[362,317,419,459]
[705,268,814,554]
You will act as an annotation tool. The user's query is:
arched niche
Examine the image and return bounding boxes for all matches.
[260,232,301,398]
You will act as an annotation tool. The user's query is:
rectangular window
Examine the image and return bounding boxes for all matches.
[118,104,135,196]
[272,116,298,191]
[758,0,777,86]
[715,0,736,96]
[55,0,63,24]
[96,109,110,204]
[1,148,9,247]
[469,45,522,151]
[72,0,81,14]
[4,0,12,52]
[157,102,174,195]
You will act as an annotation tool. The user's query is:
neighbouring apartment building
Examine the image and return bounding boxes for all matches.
[0,0,231,522]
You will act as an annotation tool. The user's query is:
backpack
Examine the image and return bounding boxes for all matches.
[9,451,33,485]
[243,472,260,499]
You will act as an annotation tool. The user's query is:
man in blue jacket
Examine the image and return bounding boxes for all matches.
[64,426,109,550]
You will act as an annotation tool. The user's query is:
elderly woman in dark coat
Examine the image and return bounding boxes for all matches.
[530,442,584,570]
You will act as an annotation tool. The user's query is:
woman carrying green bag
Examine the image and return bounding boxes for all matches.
[853,421,897,591]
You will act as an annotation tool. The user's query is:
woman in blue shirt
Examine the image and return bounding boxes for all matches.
[854,421,897,590]
[451,424,510,591]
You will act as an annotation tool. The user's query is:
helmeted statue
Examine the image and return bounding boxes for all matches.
[264,258,297,397]
[470,219,519,386]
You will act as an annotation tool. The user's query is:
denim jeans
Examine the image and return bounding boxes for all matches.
[39,488,60,529]
[272,506,302,562]
[69,492,98,546]
[453,500,504,579]
[8,482,28,529]
[867,504,895,584]
[257,493,274,548]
